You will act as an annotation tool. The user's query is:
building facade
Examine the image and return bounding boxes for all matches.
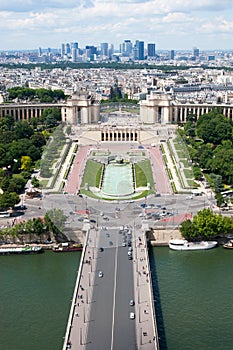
[61,93,100,124]
[140,92,233,124]
[1,92,233,126]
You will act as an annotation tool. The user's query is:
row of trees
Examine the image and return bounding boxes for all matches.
[180,110,233,198]
[7,87,66,103]
[40,125,66,178]
[180,208,233,240]
[0,209,67,243]
[0,109,61,210]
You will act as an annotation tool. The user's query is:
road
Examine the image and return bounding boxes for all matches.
[85,227,136,350]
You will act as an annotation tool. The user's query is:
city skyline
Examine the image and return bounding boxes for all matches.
[0,0,233,51]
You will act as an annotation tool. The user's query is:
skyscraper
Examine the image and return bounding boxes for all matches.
[147,43,156,58]
[120,40,132,57]
[61,43,65,56]
[101,42,108,56]
[73,42,79,49]
[139,41,144,60]
[169,50,175,60]
[65,43,71,55]
[134,40,144,60]
[72,48,78,62]
[193,47,199,57]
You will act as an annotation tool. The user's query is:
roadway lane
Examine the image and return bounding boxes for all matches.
[86,228,136,350]
[85,247,115,349]
[112,242,136,350]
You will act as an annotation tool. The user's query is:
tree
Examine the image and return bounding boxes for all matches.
[31,176,40,188]
[196,111,232,144]
[210,148,233,184]
[30,133,46,148]
[180,209,231,240]
[180,219,194,240]
[0,191,19,210]
[0,115,14,132]
[192,209,224,239]
[14,121,33,140]
[8,174,27,194]
[21,156,32,171]
[44,209,67,236]
[193,166,203,180]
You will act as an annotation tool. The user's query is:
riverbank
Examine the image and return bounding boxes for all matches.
[0,242,56,250]
[148,228,182,246]
[0,229,182,248]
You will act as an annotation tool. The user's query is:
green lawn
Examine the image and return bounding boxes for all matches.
[81,160,103,187]
[183,169,194,179]
[181,159,190,168]
[80,159,154,198]
[135,160,154,193]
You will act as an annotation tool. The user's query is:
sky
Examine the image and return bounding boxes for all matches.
[0,0,233,51]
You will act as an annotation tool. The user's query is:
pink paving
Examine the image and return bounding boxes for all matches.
[65,145,91,195]
[149,146,172,194]
[158,213,192,224]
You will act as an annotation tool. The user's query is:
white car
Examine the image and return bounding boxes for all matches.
[186,195,193,199]
[98,271,103,278]
[129,299,135,306]
[130,312,135,319]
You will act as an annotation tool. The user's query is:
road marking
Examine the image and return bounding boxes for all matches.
[110,237,119,350]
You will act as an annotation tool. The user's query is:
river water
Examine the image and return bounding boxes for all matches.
[1,248,233,350]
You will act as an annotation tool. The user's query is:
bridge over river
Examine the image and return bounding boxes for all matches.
[62,219,160,350]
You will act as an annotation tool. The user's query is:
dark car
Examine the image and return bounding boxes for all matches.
[140,203,147,208]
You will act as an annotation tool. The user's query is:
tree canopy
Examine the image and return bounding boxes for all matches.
[196,111,232,144]
[7,87,66,103]
[179,109,233,187]
[180,208,233,240]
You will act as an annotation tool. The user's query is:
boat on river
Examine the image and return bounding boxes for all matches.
[52,242,83,252]
[0,245,43,255]
[169,239,218,251]
[223,240,233,249]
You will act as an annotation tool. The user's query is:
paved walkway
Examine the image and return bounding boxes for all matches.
[149,146,172,194]
[133,226,159,349]
[62,227,97,350]
[65,145,91,195]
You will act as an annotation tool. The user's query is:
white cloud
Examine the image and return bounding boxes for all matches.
[0,0,232,50]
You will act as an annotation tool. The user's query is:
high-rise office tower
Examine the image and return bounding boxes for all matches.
[193,47,199,57]
[134,40,144,60]
[38,47,42,57]
[101,43,108,56]
[73,42,79,49]
[147,43,156,58]
[120,40,132,57]
[133,44,139,60]
[169,50,175,60]
[108,44,114,59]
[85,46,97,55]
[124,40,132,56]
[65,43,71,55]
[61,43,65,56]
[72,48,78,62]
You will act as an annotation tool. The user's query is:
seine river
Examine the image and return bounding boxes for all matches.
[1,247,233,350]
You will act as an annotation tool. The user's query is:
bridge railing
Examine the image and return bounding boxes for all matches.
[62,229,90,350]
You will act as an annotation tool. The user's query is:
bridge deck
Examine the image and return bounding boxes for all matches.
[62,224,159,350]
